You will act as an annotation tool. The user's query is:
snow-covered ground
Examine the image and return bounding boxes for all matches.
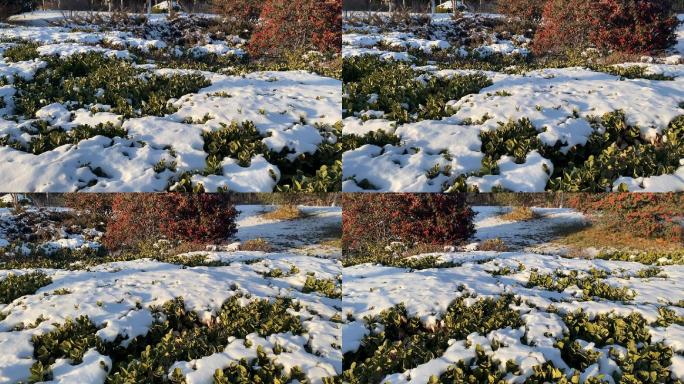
[0,14,341,192]
[343,206,684,383]
[342,13,684,193]
[0,203,342,383]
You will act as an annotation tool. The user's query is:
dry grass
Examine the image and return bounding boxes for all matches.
[500,206,539,222]
[165,241,208,256]
[598,51,643,65]
[319,238,342,248]
[261,205,304,221]
[552,225,684,253]
[477,238,510,252]
[239,238,273,252]
[399,243,448,257]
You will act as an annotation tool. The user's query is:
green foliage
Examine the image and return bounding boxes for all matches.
[13,53,210,119]
[30,316,103,382]
[213,348,306,383]
[527,269,635,301]
[2,42,39,62]
[555,339,601,371]
[547,111,684,191]
[343,295,523,383]
[343,56,492,124]
[199,120,342,192]
[28,296,306,383]
[474,111,684,192]
[653,307,684,327]
[479,118,542,173]
[562,310,651,347]
[610,341,674,384]
[0,121,127,155]
[635,266,664,278]
[302,275,341,299]
[0,272,52,304]
[341,253,458,270]
[597,65,675,81]
[596,249,684,265]
[436,345,509,383]
[342,129,401,150]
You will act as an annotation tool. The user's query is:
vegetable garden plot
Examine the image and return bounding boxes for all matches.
[342,13,684,193]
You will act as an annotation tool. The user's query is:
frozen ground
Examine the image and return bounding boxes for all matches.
[343,206,684,383]
[342,13,684,193]
[0,203,342,383]
[0,14,341,192]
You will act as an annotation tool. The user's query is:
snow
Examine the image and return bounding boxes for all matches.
[190,155,280,192]
[343,205,684,382]
[0,19,341,192]
[45,349,111,384]
[0,70,338,192]
[0,204,342,383]
[466,151,553,192]
[342,12,684,192]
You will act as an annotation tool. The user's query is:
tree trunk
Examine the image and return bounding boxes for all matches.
[147,0,151,14]
[431,0,435,14]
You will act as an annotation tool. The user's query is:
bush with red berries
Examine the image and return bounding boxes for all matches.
[532,0,594,54]
[589,0,678,53]
[533,0,678,54]
[247,0,341,57]
[342,193,475,253]
[567,193,684,241]
[103,194,238,250]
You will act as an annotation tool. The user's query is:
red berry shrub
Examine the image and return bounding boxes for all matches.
[567,193,684,241]
[343,193,475,253]
[248,0,342,57]
[590,0,678,53]
[103,194,238,250]
[533,0,678,54]
[532,0,594,54]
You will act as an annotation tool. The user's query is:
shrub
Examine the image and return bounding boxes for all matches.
[590,0,678,53]
[2,121,127,155]
[532,0,594,54]
[533,0,678,54]
[343,57,492,124]
[63,193,115,228]
[30,296,304,383]
[497,0,545,24]
[343,295,523,382]
[2,42,39,62]
[0,272,52,304]
[342,194,475,254]
[103,194,238,250]
[13,53,210,119]
[212,0,262,34]
[566,193,684,242]
[247,0,341,57]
